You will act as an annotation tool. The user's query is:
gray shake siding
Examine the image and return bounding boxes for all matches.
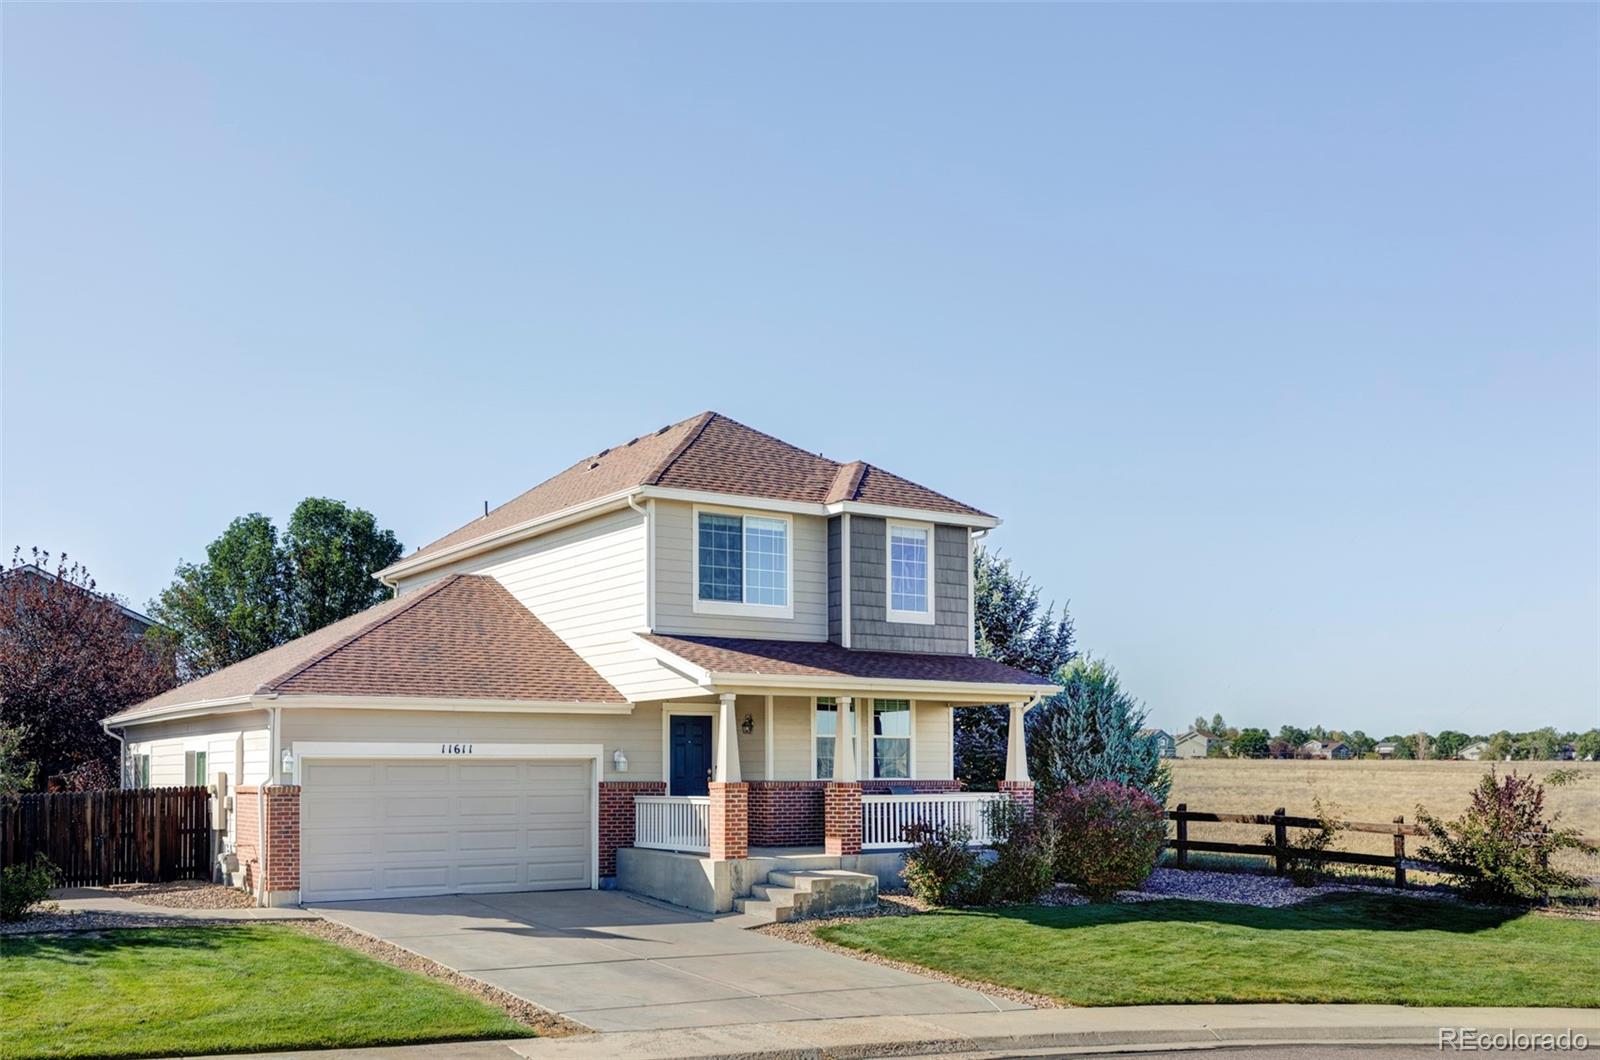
[845,517,970,655]
[827,517,843,642]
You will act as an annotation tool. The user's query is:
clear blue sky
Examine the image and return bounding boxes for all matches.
[4,4,1595,737]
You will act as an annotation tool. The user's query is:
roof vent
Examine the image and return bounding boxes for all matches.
[656,424,671,435]
[597,448,610,458]
[586,461,600,471]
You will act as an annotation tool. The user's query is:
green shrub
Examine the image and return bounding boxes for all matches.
[977,797,1056,903]
[1045,780,1167,901]
[900,821,981,906]
[1416,768,1595,904]
[1,854,58,921]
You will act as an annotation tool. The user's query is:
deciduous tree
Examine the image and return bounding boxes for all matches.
[0,550,175,789]
[150,500,402,679]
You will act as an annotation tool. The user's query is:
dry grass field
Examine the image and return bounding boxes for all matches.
[1165,758,1600,879]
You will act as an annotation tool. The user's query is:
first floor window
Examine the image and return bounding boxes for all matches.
[132,754,150,788]
[185,750,208,787]
[814,697,856,779]
[872,700,911,779]
[697,511,790,607]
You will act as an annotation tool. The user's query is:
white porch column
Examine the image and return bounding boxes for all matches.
[834,696,858,782]
[715,692,741,783]
[1005,701,1030,783]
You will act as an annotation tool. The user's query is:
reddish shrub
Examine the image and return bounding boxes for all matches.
[1043,780,1167,900]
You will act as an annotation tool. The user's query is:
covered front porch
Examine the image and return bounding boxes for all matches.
[616,689,1040,915]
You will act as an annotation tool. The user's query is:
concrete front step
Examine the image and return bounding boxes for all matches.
[731,868,878,924]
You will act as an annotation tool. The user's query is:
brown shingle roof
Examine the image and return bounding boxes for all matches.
[638,633,1057,689]
[400,412,990,568]
[112,575,624,720]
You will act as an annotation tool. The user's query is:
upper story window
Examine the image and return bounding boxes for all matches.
[694,508,792,615]
[886,520,934,624]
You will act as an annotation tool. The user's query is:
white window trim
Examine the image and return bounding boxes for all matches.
[870,699,917,781]
[660,705,720,787]
[885,519,936,625]
[690,504,795,619]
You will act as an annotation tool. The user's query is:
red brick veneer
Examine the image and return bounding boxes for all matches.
[823,782,863,855]
[998,779,1035,814]
[598,780,666,878]
[236,785,300,900]
[708,782,749,860]
[747,779,962,846]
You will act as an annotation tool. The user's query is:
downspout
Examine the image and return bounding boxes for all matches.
[101,719,125,787]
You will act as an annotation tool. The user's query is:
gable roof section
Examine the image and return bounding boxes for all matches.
[398,412,991,569]
[111,575,624,721]
[638,632,1057,691]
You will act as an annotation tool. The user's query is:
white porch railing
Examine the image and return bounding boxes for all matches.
[862,792,1008,849]
[634,795,711,854]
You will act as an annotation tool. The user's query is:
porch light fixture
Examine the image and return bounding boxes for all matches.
[741,714,754,735]
[612,748,628,773]
[280,747,294,777]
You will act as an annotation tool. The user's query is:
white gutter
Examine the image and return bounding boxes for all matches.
[108,693,633,729]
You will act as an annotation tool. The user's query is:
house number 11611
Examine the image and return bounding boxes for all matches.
[440,743,473,755]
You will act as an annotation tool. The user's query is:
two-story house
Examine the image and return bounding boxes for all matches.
[105,413,1057,913]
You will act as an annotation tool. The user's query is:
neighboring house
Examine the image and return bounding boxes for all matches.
[1374,742,1398,759]
[1139,728,1176,758]
[104,412,1059,911]
[1174,730,1217,758]
[1556,743,1577,762]
[1299,740,1351,760]
[2,562,154,639]
[1458,741,1489,761]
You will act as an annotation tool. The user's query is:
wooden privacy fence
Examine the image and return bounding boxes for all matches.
[1,787,211,886]
[1167,803,1426,887]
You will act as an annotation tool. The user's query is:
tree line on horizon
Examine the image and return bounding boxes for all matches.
[1180,714,1598,762]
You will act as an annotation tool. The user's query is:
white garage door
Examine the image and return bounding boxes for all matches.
[300,757,594,902]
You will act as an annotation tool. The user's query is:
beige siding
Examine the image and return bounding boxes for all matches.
[653,500,828,641]
[281,703,670,784]
[734,694,766,781]
[769,695,813,780]
[393,508,702,703]
[125,712,271,788]
[914,701,955,781]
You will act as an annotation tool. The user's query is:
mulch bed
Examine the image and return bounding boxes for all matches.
[108,880,260,909]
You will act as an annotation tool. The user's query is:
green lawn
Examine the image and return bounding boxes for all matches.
[816,893,1600,1008]
[0,926,534,1060]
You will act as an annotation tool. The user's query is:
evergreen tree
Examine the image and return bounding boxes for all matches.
[1028,656,1171,803]
[956,548,1075,789]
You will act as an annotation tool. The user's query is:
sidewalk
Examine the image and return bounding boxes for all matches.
[209,1004,1600,1059]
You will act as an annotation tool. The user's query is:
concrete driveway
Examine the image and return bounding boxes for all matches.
[308,890,1026,1032]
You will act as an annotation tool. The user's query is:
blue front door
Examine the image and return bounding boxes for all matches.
[670,715,712,796]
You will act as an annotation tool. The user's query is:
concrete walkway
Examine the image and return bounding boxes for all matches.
[205,1004,1600,1059]
[307,890,1021,1032]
